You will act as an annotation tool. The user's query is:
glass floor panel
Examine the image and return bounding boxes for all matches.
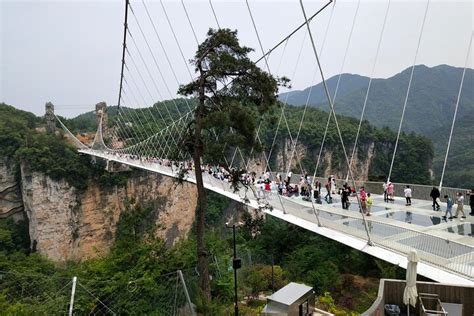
[446,223,474,237]
[383,211,443,227]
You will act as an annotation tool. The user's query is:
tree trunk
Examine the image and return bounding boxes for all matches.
[193,92,211,302]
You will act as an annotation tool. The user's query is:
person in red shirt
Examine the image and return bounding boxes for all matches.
[360,186,367,214]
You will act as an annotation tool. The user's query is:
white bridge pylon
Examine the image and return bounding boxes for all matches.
[80,148,473,286]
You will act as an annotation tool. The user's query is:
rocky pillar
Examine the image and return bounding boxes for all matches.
[95,102,108,139]
[45,102,56,134]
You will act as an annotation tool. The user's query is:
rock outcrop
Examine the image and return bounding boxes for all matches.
[17,163,197,262]
[0,158,24,220]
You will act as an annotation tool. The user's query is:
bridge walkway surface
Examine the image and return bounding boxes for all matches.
[80,149,473,286]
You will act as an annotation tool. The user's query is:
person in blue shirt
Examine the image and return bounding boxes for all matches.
[442,195,453,220]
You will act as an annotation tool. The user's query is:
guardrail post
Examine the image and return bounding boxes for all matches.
[68,276,77,316]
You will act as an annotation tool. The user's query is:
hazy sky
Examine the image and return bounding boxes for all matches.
[1,0,472,118]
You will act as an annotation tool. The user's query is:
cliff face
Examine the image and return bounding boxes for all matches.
[270,138,377,180]
[0,158,24,220]
[18,163,197,262]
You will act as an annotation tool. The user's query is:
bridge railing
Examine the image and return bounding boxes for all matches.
[275,197,473,280]
[84,150,473,281]
[201,170,473,280]
[274,173,471,204]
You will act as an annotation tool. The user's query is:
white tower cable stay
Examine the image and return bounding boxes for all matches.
[300,0,373,245]
[128,4,185,117]
[346,0,392,182]
[312,0,360,181]
[125,36,184,154]
[124,43,168,128]
[244,0,300,215]
[143,0,193,112]
[387,0,430,183]
[125,28,171,121]
[209,0,221,30]
[438,32,473,191]
[120,72,154,142]
[268,1,335,226]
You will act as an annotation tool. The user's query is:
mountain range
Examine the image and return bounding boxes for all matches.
[279,64,474,188]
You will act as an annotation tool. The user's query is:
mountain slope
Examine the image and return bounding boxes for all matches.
[281,64,474,188]
[279,73,370,106]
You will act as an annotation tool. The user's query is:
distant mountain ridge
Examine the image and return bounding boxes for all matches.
[279,73,370,106]
[279,64,474,188]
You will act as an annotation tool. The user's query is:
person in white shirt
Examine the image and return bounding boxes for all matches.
[383,182,388,202]
[454,192,466,219]
[404,185,412,206]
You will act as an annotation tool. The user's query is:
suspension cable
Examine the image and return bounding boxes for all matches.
[181,0,200,45]
[125,27,169,120]
[387,0,430,183]
[439,32,472,190]
[128,3,183,117]
[142,0,193,111]
[117,0,130,109]
[346,0,391,182]
[209,0,221,29]
[300,0,373,245]
[313,0,360,181]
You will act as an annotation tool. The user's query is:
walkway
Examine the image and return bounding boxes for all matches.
[80,149,473,286]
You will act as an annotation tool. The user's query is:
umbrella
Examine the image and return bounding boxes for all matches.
[403,250,418,315]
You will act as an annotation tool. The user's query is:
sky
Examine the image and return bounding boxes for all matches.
[1,0,472,118]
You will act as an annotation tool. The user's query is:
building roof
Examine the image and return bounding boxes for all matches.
[268,282,313,306]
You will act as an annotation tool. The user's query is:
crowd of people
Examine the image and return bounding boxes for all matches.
[99,151,474,220]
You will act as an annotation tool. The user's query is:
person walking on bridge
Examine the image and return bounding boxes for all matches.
[468,189,474,216]
[286,171,292,185]
[359,187,367,214]
[442,195,453,220]
[453,192,466,219]
[324,180,332,203]
[430,187,441,211]
[341,184,350,210]
[387,182,395,202]
[404,185,412,206]
[366,193,373,216]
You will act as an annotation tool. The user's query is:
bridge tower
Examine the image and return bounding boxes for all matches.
[45,102,56,134]
[95,102,108,139]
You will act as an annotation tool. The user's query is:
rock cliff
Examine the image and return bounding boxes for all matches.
[0,158,197,262]
[0,158,24,220]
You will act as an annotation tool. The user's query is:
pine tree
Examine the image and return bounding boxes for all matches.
[178,28,286,302]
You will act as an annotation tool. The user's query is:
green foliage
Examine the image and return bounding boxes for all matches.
[205,191,231,228]
[0,103,131,191]
[0,218,30,254]
[259,105,433,184]
[282,65,473,187]
[317,292,358,316]
[0,104,41,158]
[242,264,286,299]
[177,28,286,165]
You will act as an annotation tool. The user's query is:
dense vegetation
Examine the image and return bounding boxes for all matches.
[0,103,129,190]
[281,64,474,188]
[261,105,433,184]
[0,102,418,314]
[0,192,404,315]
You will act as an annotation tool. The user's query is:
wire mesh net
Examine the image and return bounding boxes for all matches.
[0,270,194,315]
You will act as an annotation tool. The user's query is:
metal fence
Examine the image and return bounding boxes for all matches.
[0,270,195,315]
[269,196,473,280]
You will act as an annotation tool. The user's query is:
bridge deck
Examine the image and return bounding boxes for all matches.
[80,149,473,285]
